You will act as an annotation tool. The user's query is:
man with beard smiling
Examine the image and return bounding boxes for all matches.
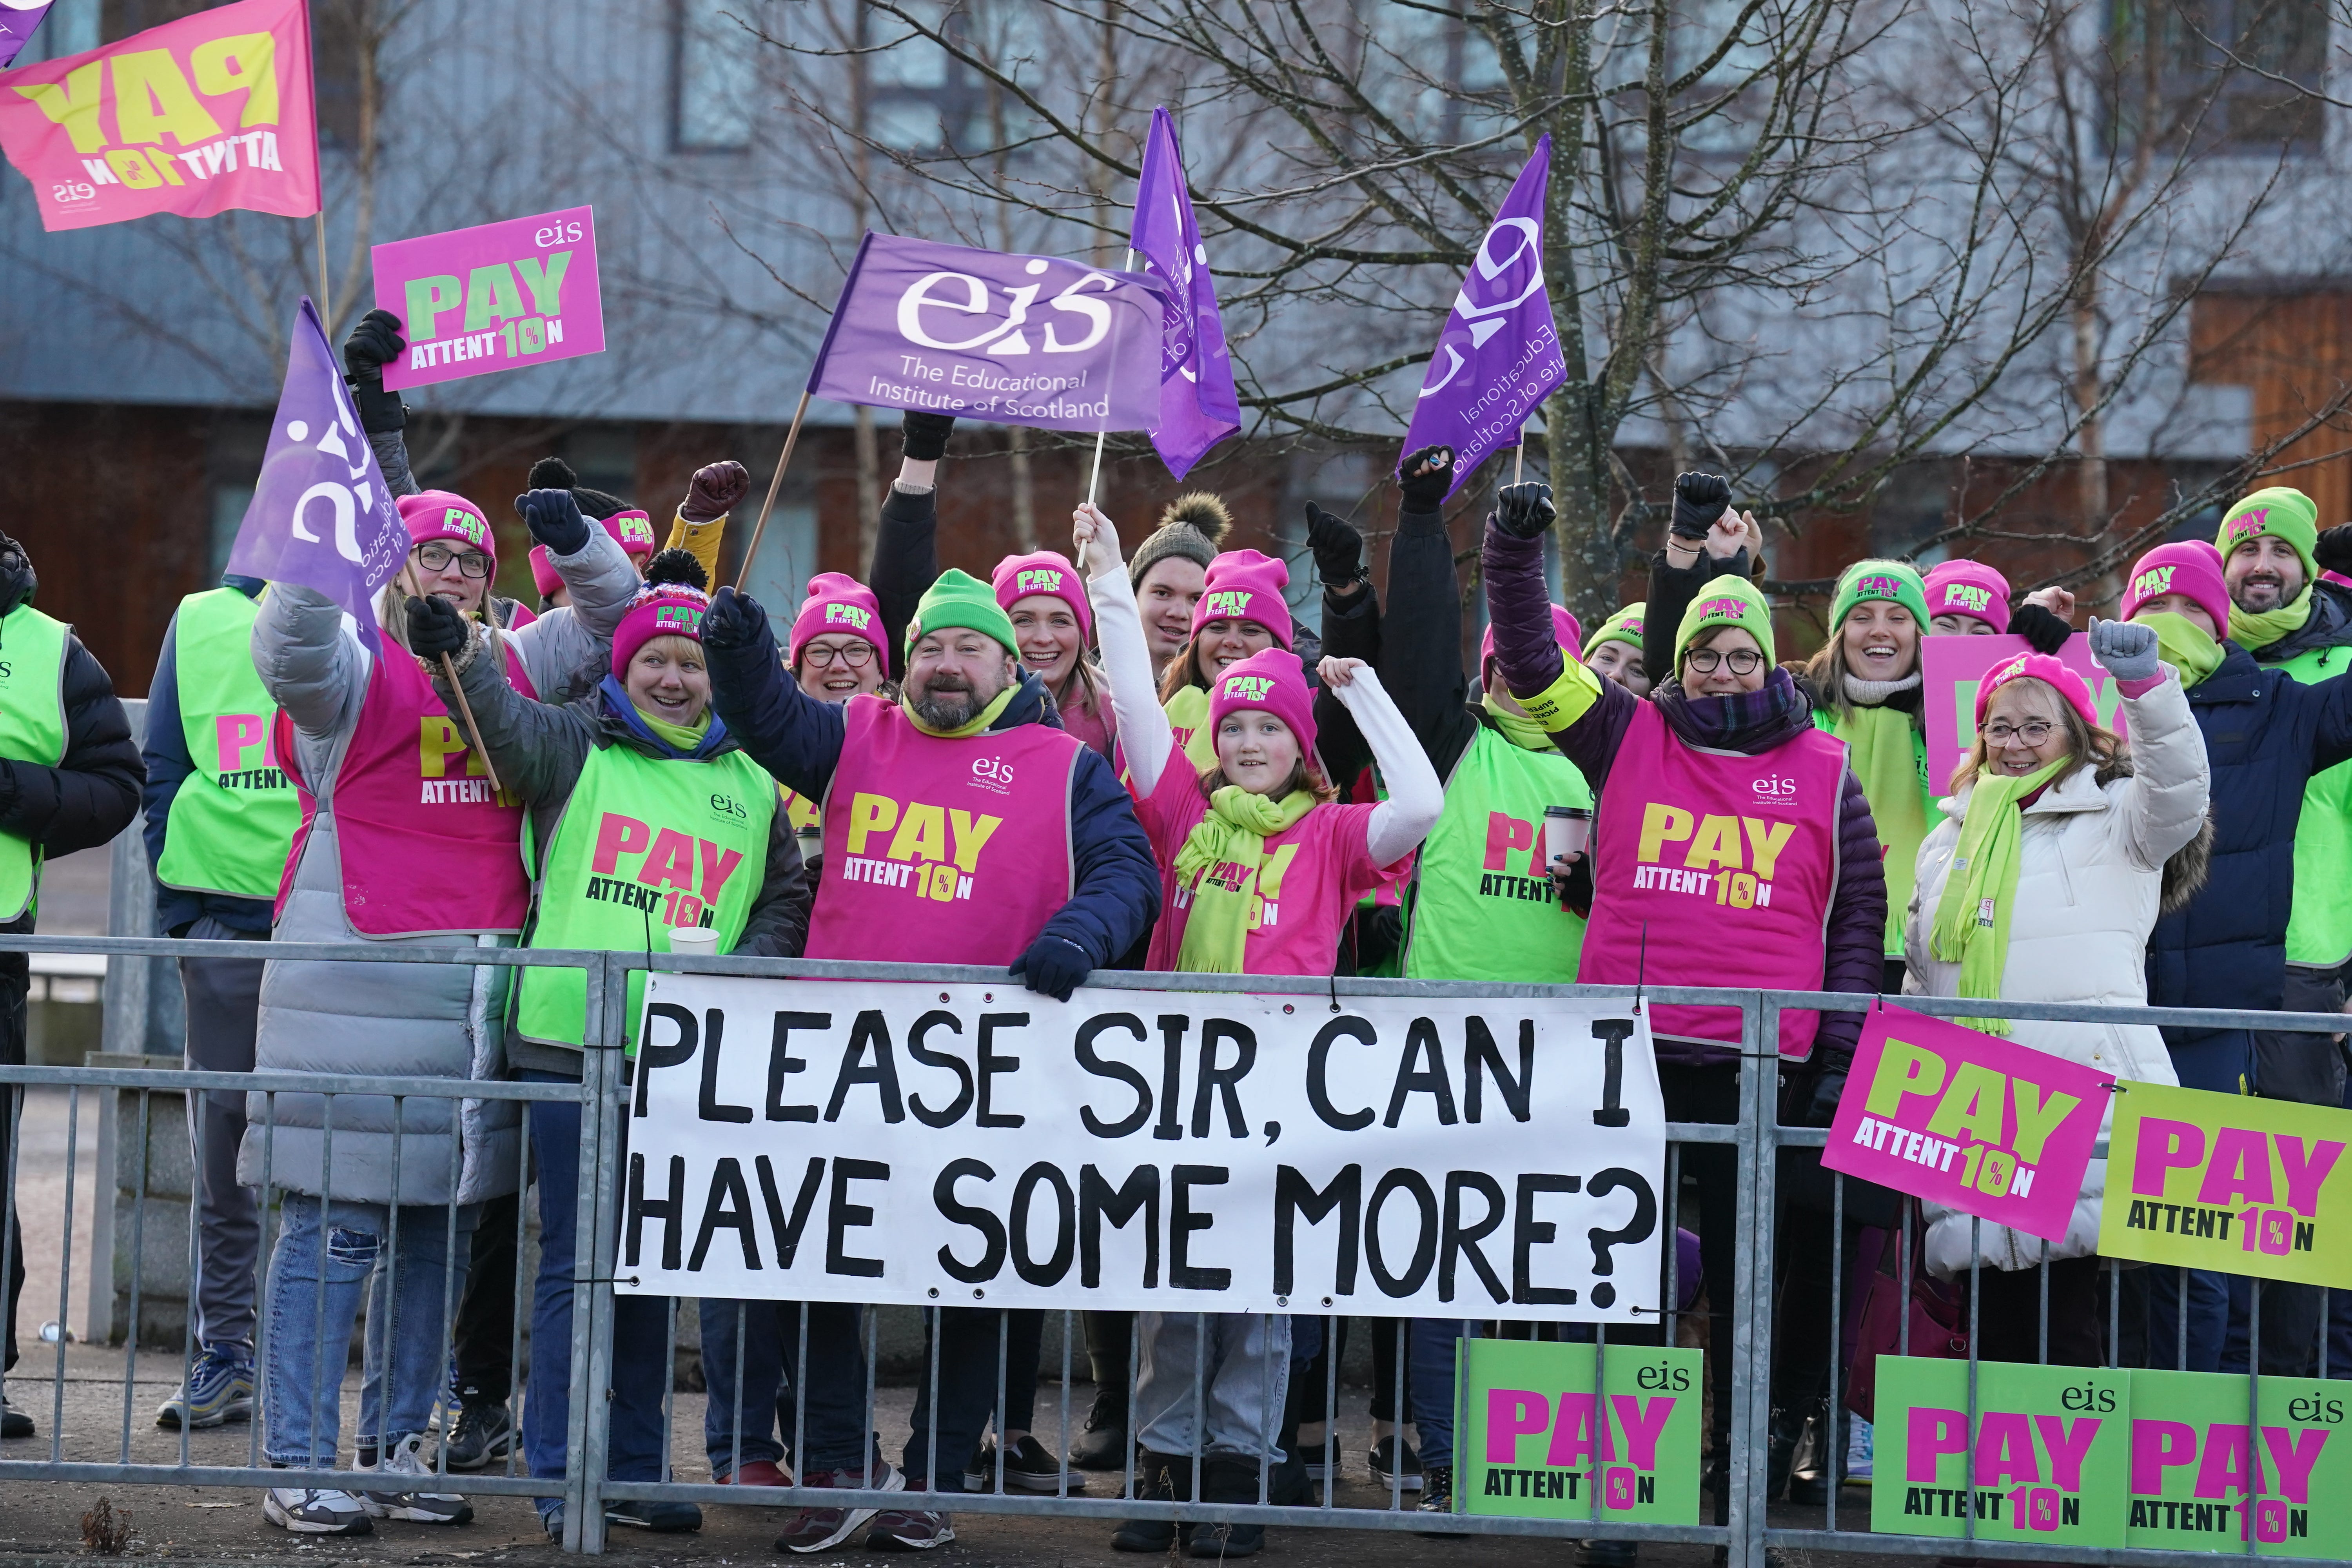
[700,567,1160,1553]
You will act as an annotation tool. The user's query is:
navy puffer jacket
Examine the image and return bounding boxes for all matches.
[2145,639,2352,1042]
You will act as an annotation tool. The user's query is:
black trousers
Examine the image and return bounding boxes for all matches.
[1,942,26,1376]
[450,1189,521,1404]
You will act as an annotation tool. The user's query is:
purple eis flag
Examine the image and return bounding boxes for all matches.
[1131,106,1240,478]
[1401,136,1567,501]
[0,4,53,69]
[807,231,1169,435]
[225,298,410,652]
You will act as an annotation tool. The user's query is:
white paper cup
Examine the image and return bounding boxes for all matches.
[1543,805,1592,866]
[668,927,722,958]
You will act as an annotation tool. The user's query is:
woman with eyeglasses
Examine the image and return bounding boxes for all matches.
[245,481,640,1536]
[1483,480,1888,1526]
[1906,630,2210,1367]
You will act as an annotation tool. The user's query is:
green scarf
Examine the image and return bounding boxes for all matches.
[1172,787,1316,972]
[1838,702,1931,956]
[633,706,711,754]
[1929,757,2067,1034]
[903,682,1017,739]
[1482,690,1556,753]
[2229,584,2313,652]
[2138,611,2225,687]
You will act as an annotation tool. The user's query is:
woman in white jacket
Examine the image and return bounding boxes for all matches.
[1905,621,2210,1365]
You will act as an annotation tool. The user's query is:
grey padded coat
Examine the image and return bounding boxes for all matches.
[236,529,638,1207]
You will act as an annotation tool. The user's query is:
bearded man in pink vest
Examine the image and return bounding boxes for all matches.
[701,568,1161,1552]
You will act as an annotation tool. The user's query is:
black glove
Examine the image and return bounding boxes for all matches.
[515,487,591,556]
[901,410,957,463]
[0,532,36,619]
[1396,444,1455,512]
[342,308,407,434]
[2316,524,2352,578]
[1803,1067,1848,1129]
[406,594,468,661]
[682,460,751,523]
[1010,934,1090,1002]
[1491,482,1555,541]
[1672,472,1730,540]
[702,584,769,653]
[2011,602,2073,656]
[1303,501,1365,589]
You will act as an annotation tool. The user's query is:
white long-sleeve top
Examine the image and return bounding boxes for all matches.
[1086,560,1443,865]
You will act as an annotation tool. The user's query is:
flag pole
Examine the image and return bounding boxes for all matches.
[1084,248,1138,507]
[314,212,331,327]
[439,653,503,796]
[735,390,814,590]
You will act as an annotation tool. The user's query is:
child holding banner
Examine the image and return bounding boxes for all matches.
[1904,631,2211,1365]
[1074,498,1443,1557]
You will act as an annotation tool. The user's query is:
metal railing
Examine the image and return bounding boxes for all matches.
[3,931,2346,1565]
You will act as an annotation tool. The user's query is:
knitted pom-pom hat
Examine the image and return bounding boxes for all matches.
[1129,492,1231,589]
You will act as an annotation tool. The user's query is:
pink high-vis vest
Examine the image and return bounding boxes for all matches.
[804,695,1082,964]
[1577,700,1846,1059]
[275,639,539,936]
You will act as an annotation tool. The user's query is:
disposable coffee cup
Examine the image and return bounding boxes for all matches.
[1543,805,1592,867]
[668,927,722,959]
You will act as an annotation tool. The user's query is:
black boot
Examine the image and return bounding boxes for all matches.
[1188,1455,1265,1558]
[1784,1397,1834,1505]
[1111,1450,1195,1553]
[1070,1383,1133,1471]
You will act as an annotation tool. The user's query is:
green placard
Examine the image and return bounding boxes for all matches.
[1453,1337,1701,1523]
[2101,1078,2352,1289]
[1871,1356,2131,1547]
[2126,1370,2352,1555]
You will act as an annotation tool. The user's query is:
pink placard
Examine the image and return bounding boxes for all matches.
[373,207,603,390]
[1822,1003,2111,1242]
[1920,635,2131,797]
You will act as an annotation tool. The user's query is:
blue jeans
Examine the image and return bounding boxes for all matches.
[262,1193,476,1466]
[1406,1319,1479,1469]
[700,1298,872,1475]
[517,1069,672,1509]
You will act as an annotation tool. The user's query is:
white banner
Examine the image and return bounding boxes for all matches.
[615,974,1668,1322]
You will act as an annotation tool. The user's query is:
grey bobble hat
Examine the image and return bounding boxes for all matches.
[1127,492,1233,588]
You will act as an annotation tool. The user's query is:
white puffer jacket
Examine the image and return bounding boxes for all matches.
[1903,673,2211,1275]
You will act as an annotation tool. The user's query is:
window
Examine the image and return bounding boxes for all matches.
[860,2,985,154]
[675,0,757,152]
[2108,0,2327,152]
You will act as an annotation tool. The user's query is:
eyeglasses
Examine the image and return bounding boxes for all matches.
[1982,719,2055,745]
[1684,647,1764,675]
[415,543,491,578]
[802,641,875,670]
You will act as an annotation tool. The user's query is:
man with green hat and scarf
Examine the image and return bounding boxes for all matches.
[700,568,1161,1552]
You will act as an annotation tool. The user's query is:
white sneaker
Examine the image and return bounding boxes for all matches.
[1845,1415,1874,1482]
[358,1432,475,1524]
[263,1486,373,1534]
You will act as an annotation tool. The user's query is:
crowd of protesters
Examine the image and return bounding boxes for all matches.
[5,307,2352,1561]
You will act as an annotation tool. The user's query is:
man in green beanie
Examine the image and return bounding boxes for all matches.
[698,569,1160,1552]
[2214,486,2352,1378]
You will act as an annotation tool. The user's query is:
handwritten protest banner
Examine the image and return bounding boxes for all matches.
[1873,1356,2132,1547]
[806,231,1169,434]
[1922,635,2131,796]
[2100,1080,2352,1289]
[374,207,603,390]
[620,972,1667,1321]
[1454,1338,1700,1523]
[2126,1370,2352,1555]
[1824,1004,2109,1241]
[0,0,319,231]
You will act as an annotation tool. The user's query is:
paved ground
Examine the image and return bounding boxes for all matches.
[0,1352,1898,1566]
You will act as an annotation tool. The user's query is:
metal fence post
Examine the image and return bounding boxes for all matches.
[1726,991,1776,1568]
[574,949,630,1553]
[561,951,611,1552]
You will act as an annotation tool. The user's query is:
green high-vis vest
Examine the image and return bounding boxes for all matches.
[1399,724,1590,982]
[515,741,775,1054]
[0,605,70,922]
[157,588,298,900]
[2271,643,2352,968]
